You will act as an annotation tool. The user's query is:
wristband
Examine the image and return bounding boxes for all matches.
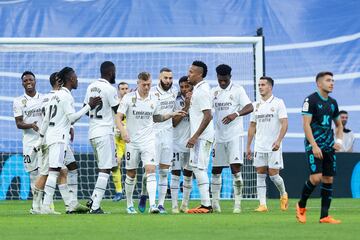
[335,139,343,145]
[234,111,240,117]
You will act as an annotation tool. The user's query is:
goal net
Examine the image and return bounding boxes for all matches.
[0,37,263,200]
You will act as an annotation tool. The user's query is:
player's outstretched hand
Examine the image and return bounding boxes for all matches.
[333,143,342,151]
[222,113,237,125]
[272,140,281,151]
[186,135,198,148]
[31,121,39,132]
[312,144,323,160]
[88,96,102,110]
[172,110,187,118]
[246,147,252,161]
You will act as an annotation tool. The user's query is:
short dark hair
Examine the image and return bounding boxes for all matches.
[160,67,172,73]
[192,60,207,78]
[178,76,188,85]
[138,72,151,81]
[100,61,115,75]
[316,71,333,82]
[58,67,75,84]
[49,72,59,87]
[21,71,35,80]
[216,64,232,76]
[339,110,348,115]
[260,76,274,87]
[118,82,128,88]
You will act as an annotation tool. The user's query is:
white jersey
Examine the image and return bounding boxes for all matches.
[13,92,44,144]
[212,82,251,143]
[84,78,119,139]
[189,80,214,142]
[173,94,191,153]
[117,90,160,146]
[151,85,177,132]
[250,95,288,152]
[44,87,75,146]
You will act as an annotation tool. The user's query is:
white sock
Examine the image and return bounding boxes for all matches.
[32,187,43,211]
[182,176,192,207]
[67,170,78,202]
[43,171,59,207]
[194,168,211,207]
[233,172,243,209]
[58,184,72,210]
[91,172,109,210]
[29,169,39,194]
[170,174,180,208]
[146,173,157,206]
[158,169,169,206]
[140,174,147,196]
[211,174,221,204]
[269,174,286,196]
[125,175,135,208]
[257,173,267,206]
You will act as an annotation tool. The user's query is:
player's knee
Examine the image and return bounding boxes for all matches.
[321,176,333,184]
[183,169,192,177]
[145,165,156,174]
[230,164,241,174]
[212,166,223,175]
[66,162,77,171]
[309,174,322,185]
[159,168,168,178]
[126,170,136,178]
[172,170,181,176]
[256,167,267,174]
[268,168,279,176]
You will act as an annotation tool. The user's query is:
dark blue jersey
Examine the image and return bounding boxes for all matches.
[301,91,339,152]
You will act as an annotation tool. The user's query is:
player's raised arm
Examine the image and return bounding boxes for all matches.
[65,96,102,124]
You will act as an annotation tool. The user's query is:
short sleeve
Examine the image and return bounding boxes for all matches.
[198,90,212,111]
[278,99,288,119]
[107,86,120,107]
[13,98,23,117]
[301,96,315,116]
[117,94,129,114]
[237,86,251,107]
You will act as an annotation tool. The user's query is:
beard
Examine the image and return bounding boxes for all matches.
[160,80,172,91]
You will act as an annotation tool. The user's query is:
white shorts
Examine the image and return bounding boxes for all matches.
[213,137,244,167]
[48,143,66,169]
[125,142,156,170]
[254,150,284,169]
[189,139,212,170]
[40,144,73,176]
[155,129,173,166]
[23,144,40,172]
[172,152,191,171]
[90,135,117,170]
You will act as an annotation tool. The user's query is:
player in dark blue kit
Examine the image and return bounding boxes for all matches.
[296,71,343,224]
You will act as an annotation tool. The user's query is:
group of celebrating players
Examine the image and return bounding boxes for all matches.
[13,60,343,224]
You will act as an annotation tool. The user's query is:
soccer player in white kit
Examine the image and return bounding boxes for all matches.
[186,61,214,214]
[116,72,185,214]
[211,64,254,213]
[246,76,289,212]
[171,76,193,213]
[84,61,120,214]
[13,71,43,213]
[34,67,101,214]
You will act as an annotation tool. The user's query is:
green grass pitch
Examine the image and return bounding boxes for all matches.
[1,198,359,240]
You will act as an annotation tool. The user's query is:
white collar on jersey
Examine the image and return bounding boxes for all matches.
[135,90,152,100]
[156,84,174,95]
[61,87,71,94]
[24,91,39,100]
[218,82,233,91]
[194,80,206,89]
[260,95,274,104]
[98,78,111,85]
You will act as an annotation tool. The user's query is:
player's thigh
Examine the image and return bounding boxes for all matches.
[181,152,192,171]
[141,142,157,168]
[213,142,227,167]
[48,143,66,168]
[38,145,49,176]
[159,143,173,166]
[253,152,269,168]
[23,144,39,172]
[91,135,117,170]
[63,145,76,166]
[322,151,336,177]
[227,137,244,166]
[306,150,323,175]
[190,139,212,170]
[267,150,283,170]
[125,144,141,170]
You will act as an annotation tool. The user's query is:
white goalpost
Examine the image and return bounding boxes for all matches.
[0,37,264,200]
